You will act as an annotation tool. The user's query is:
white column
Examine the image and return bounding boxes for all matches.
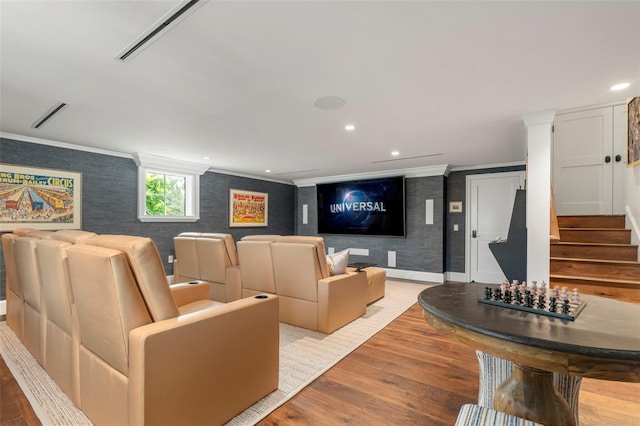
[523,110,555,284]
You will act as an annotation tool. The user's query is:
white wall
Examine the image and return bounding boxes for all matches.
[625,166,640,260]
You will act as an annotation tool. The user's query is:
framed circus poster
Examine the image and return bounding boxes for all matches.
[0,164,82,231]
[229,189,268,227]
[628,96,640,168]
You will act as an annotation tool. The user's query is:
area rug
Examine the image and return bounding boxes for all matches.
[0,279,431,425]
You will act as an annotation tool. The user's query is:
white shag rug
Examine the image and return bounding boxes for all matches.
[0,280,430,426]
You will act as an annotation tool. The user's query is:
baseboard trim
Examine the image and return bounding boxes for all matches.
[445,272,467,282]
[384,268,444,283]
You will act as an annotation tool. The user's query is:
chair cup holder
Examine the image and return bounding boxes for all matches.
[255,295,268,299]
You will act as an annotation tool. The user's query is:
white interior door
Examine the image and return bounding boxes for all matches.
[553,107,614,215]
[467,171,525,284]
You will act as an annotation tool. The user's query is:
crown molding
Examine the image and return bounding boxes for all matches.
[1,132,133,158]
[293,164,451,188]
[449,160,526,172]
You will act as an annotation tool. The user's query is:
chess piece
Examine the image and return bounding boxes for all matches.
[537,295,546,309]
[524,290,533,308]
[484,287,493,300]
[561,299,571,315]
[571,288,580,304]
[494,288,503,301]
[549,296,557,313]
[514,288,522,305]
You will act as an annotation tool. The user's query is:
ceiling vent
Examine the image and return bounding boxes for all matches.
[115,0,203,61]
[372,153,443,164]
[31,102,67,129]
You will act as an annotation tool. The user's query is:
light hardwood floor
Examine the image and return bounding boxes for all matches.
[2,303,639,425]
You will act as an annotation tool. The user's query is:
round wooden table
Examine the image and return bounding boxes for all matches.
[418,283,640,426]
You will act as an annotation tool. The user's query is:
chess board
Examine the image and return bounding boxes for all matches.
[478,284,587,321]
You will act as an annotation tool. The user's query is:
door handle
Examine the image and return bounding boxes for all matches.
[472,230,477,238]
[615,154,622,162]
[605,155,611,163]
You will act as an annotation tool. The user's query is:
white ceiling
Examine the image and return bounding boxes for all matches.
[1,1,638,184]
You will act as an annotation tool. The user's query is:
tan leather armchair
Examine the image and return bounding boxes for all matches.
[270,236,368,333]
[66,242,279,425]
[2,233,23,340]
[173,232,242,302]
[237,239,277,297]
[34,230,97,407]
[12,232,53,365]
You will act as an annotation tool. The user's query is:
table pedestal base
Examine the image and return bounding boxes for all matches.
[494,363,575,426]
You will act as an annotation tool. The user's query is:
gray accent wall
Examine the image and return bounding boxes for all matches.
[295,176,446,274]
[1,135,526,300]
[0,137,295,299]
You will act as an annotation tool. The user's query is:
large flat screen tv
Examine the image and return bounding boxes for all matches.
[316,176,406,236]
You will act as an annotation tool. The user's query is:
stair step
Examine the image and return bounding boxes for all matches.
[558,228,631,244]
[550,242,639,261]
[550,257,640,281]
[557,215,625,229]
[549,275,640,303]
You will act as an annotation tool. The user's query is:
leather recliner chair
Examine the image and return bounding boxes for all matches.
[2,233,24,341]
[270,236,368,334]
[237,239,277,298]
[66,236,280,425]
[12,231,54,365]
[173,232,242,302]
[34,230,97,407]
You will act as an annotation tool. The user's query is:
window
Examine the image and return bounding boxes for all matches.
[134,153,209,222]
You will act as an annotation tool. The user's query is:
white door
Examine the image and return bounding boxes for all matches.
[553,105,626,215]
[467,172,525,284]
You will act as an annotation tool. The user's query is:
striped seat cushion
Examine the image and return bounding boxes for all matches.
[476,350,582,424]
[455,404,543,426]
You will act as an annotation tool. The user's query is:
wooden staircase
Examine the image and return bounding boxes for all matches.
[550,215,640,303]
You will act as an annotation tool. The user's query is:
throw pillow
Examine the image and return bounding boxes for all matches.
[326,249,349,275]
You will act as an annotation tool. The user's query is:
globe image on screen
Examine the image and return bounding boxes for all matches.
[342,190,371,226]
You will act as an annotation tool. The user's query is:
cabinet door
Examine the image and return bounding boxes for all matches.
[553,107,614,215]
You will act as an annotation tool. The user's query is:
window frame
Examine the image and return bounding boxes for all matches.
[134,153,209,223]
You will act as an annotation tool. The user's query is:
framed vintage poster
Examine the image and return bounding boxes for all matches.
[229,189,268,227]
[628,96,640,168]
[0,164,82,231]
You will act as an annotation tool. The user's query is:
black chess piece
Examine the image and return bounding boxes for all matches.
[504,290,512,304]
[484,287,493,300]
[524,291,533,308]
[494,288,503,301]
[561,299,570,315]
[549,296,557,313]
[537,295,545,310]
[514,289,522,305]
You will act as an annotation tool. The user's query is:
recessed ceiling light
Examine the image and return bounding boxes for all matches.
[610,82,630,91]
[391,151,400,156]
[345,124,356,131]
[265,169,271,173]
[203,156,209,160]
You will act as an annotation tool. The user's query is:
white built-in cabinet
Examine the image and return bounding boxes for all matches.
[552,103,627,215]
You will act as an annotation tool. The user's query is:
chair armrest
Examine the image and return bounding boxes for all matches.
[317,271,368,333]
[226,265,242,302]
[128,294,279,426]
[169,281,210,306]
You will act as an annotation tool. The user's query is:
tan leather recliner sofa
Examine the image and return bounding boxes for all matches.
[3,231,280,425]
[173,232,242,302]
[67,234,279,425]
[238,235,368,334]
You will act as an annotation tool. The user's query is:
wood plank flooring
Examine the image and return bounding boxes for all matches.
[2,303,639,425]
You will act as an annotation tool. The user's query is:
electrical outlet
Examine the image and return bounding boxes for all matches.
[168,255,174,264]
